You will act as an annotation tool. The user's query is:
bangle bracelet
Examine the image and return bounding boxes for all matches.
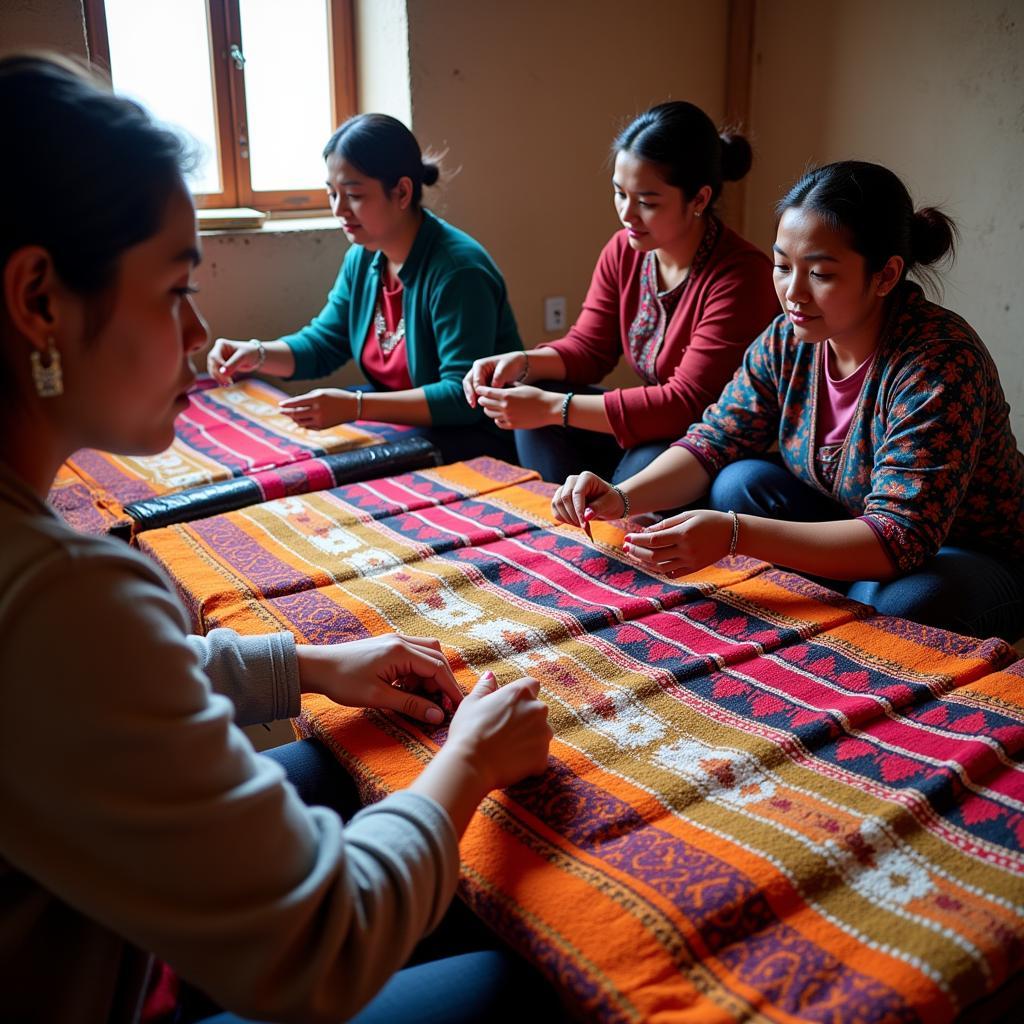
[354,390,363,420]
[727,509,740,557]
[515,351,530,383]
[612,485,631,519]
[251,338,267,368]
[561,391,574,428]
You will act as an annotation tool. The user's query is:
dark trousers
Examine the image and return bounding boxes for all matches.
[513,383,673,484]
[708,457,1024,642]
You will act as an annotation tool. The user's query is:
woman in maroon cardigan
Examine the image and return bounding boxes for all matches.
[463,101,779,483]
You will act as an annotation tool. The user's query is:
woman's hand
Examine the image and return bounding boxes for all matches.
[623,509,732,576]
[296,634,464,725]
[473,384,560,430]
[207,338,262,385]
[551,471,626,529]
[443,672,552,791]
[462,352,529,407]
[278,388,356,429]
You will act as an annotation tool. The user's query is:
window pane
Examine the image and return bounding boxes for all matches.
[104,0,221,194]
[239,0,334,194]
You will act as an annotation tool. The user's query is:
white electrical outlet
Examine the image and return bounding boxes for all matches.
[544,296,567,332]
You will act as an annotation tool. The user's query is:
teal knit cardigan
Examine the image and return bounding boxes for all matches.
[280,210,523,426]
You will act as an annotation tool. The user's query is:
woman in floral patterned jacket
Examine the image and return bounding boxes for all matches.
[552,161,1024,642]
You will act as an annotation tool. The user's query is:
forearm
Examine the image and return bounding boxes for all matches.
[522,346,568,383]
[408,746,491,839]
[257,340,297,377]
[736,515,897,581]
[562,392,613,433]
[617,447,711,514]
[361,388,434,426]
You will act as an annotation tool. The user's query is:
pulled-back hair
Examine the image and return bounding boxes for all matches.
[323,113,439,208]
[614,101,753,209]
[0,53,190,303]
[777,161,957,288]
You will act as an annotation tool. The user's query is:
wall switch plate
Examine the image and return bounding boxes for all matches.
[544,295,567,332]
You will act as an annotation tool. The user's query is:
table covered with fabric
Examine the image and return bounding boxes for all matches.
[49,377,418,536]
[138,457,1024,1023]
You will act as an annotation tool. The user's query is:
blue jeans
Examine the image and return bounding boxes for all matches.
[514,383,673,484]
[188,739,560,1024]
[708,457,1024,642]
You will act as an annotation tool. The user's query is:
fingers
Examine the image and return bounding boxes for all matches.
[507,675,541,700]
[383,636,463,707]
[550,477,581,526]
[571,476,592,528]
[623,529,679,551]
[642,510,694,532]
[278,391,315,409]
[212,346,250,386]
[462,357,499,408]
[375,682,446,725]
[490,356,521,390]
[278,392,320,429]
[551,473,608,528]
[465,670,499,702]
[207,343,235,386]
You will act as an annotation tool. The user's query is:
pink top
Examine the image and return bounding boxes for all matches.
[817,343,874,446]
[361,278,413,391]
[539,223,779,448]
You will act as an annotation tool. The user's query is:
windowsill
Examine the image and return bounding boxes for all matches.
[199,211,341,237]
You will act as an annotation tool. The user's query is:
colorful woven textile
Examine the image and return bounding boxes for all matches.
[121,437,440,534]
[49,378,412,534]
[139,459,1024,1023]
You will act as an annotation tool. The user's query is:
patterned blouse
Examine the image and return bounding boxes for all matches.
[678,284,1024,573]
[627,217,722,383]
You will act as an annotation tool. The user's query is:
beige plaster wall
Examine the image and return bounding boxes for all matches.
[0,0,87,57]
[747,0,1024,439]
[354,0,411,125]
[405,0,730,385]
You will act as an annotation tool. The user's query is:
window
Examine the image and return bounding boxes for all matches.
[85,0,356,212]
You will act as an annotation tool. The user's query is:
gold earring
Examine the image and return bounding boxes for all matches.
[31,338,63,398]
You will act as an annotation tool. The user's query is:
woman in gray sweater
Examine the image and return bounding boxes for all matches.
[0,55,554,1023]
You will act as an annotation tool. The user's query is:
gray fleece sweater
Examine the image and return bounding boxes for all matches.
[0,462,459,1023]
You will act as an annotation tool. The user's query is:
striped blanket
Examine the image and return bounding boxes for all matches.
[49,378,412,535]
[138,458,1024,1023]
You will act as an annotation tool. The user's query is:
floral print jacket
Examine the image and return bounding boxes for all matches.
[679,284,1024,573]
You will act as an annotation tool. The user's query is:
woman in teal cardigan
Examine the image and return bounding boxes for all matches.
[208,114,522,464]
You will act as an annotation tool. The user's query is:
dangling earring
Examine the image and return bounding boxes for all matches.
[31,338,64,398]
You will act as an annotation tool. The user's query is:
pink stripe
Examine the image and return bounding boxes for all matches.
[254,459,335,501]
[731,656,1024,804]
[447,543,1024,870]
[184,401,300,468]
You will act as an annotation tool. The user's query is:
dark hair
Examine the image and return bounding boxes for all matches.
[614,101,753,208]
[0,54,191,305]
[323,113,439,207]
[776,161,957,286]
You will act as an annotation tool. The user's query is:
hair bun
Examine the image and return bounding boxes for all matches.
[910,206,957,267]
[719,131,752,182]
[421,161,440,187]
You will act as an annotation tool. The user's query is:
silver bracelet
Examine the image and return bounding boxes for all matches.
[727,509,740,557]
[354,390,363,420]
[515,351,530,383]
[611,485,630,519]
[251,337,267,368]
